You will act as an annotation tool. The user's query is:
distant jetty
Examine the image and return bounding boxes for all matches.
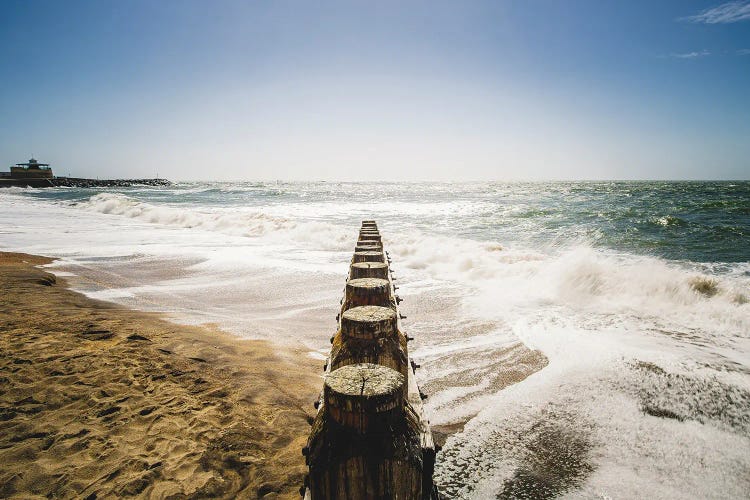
[0,157,171,188]
[0,177,171,188]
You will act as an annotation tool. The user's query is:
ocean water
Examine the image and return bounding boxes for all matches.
[1,181,748,498]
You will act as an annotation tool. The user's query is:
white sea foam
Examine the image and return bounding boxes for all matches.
[379,226,750,497]
[80,192,292,236]
[79,192,355,252]
[389,233,748,335]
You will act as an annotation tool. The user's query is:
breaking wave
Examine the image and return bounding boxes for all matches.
[79,193,292,235]
[77,192,353,251]
[386,233,750,362]
[391,234,747,311]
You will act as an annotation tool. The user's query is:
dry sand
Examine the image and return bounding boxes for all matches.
[0,252,320,499]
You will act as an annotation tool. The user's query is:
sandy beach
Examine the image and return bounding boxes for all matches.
[0,252,319,499]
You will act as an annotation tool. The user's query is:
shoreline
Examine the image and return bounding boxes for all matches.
[0,252,319,499]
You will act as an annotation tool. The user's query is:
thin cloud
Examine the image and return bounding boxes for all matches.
[738,48,750,55]
[682,1,750,23]
[670,50,711,59]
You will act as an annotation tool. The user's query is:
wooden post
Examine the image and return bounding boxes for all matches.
[350,262,389,279]
[359,233,382,242]
[355,244,382,252]
[352,251,385,263]
[324,363,404,431]
[340,305,398,340]
[307,364,423,499]
[356,240,382,248]
[343,278,392,310]
[331,306,408,377]
[359,235,381,243]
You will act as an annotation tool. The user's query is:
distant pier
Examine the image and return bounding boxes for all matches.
[0,157,171,188]
[303,220,439,499]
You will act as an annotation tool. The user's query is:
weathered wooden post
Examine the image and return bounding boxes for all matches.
[331,306,409,378]
[352,251,385,263]
[350,261,389,279]
[356,239,382,247]
[343,278,393,310]
[306,364,424,499]
[359,233,382,243]
[355,243,382,252]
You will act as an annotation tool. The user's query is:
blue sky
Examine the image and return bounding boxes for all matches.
[1,0,748,180]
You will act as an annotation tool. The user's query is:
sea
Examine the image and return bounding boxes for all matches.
[1,181,748,499]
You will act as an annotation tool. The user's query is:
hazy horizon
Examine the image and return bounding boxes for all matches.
[2,0,749,181]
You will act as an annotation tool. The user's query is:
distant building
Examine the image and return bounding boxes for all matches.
[7,158,54,179]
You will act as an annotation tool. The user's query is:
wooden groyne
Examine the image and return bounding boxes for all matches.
[303,221,439,499]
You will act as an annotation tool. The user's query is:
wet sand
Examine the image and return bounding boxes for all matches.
[0,252,319,499]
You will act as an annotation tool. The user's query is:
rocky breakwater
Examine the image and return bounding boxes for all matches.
[0,177,171,188]
[303,220,439,499]
[51,177,172,188]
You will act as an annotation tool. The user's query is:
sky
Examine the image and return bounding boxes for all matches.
[1,0,749,181]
